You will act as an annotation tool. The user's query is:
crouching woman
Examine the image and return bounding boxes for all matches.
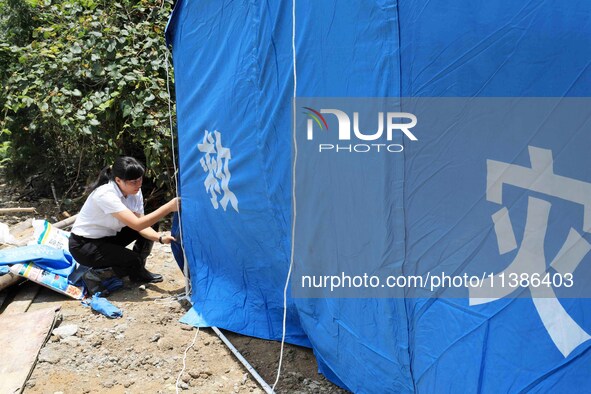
[69,156,179,283]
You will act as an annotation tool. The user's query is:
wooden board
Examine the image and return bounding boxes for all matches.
[0,306,59,394]
[0,219,33,249]
[0,272,22,292]
[2,281,40,315]
[12,226,34,247]
[7,219,33,235]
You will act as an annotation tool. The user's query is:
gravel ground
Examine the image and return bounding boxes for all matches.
[1,202,347,393]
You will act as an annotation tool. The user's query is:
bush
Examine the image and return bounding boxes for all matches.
[0,0,177,207]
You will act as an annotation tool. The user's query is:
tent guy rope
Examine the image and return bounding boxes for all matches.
[272,0,298,390]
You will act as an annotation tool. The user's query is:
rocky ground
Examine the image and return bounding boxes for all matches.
[0,184,347,393]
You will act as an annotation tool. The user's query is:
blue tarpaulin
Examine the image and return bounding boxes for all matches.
[0,244,77,278]
[166,1,591,392]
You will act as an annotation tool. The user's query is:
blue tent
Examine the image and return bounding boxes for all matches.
[166,1,591,392]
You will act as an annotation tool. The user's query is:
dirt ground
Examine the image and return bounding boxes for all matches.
[0,204,347,393]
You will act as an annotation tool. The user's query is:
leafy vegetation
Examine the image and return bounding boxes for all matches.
[0,0,176,207]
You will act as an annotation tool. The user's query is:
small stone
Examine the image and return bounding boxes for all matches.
[38,348,61,364]
[61,336,81,347]
[188,371,200,379]
[180,382,189,390]
[139,285,146,291]
[102,379,116,388]
[53,324,78,339]
[25,379,36,388]
[178,298,191,309]
[180,324,193,331]
[151,333,161,342]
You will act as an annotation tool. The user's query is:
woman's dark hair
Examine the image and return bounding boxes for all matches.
[87,156,145,193]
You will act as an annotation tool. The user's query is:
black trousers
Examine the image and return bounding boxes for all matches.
[69,227,154,279]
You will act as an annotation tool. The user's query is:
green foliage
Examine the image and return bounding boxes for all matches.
[0,129,11,168]
[0,0,176,205]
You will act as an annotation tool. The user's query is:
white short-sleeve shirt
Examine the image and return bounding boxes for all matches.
[72,181,144,238]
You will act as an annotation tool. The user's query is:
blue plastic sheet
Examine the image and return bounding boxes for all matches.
[0,244,77,278]
[83,292,123,319]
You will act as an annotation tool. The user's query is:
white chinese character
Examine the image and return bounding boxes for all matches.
[197,130,239,212]
[470,146,591,357]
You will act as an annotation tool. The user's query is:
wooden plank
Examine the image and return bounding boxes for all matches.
[0,219,33,248]
[0,208,36,214]
[3,281,40,315]
[12,226,34,247]
[53,214,77,229]
[9,219,33,236]
[0,306,59,394]
[12,219,34,247]
[0,272,22,292]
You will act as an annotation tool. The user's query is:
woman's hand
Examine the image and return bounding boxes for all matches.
[113,197,181,232]
[159,234,176,244]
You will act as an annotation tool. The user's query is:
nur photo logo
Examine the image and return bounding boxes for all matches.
[303,106,418,153]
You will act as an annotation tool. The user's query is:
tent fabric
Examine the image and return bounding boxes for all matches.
[166,1,591,392]
[166,0,309,346]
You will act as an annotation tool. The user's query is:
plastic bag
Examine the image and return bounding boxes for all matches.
[0,222,17,245]
[10,262,85,299]
[30,219,70,250]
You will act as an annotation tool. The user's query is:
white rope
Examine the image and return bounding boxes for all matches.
[175,327,200,393]
[164,48,192,299]
[272,0,297,390]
